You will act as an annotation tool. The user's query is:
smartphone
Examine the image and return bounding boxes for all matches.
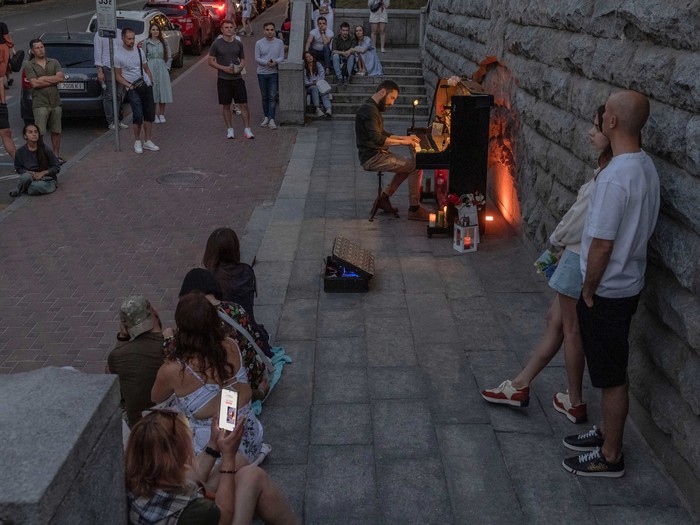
[218,387,239,432]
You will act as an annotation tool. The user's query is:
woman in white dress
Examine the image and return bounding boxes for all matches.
[145,24,173,123]
[312,0,334,32]
[368,0,389,52]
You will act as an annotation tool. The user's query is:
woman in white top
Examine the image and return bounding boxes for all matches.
[481,106,613,424]
[368,0,389,52]
[144,24,173,123]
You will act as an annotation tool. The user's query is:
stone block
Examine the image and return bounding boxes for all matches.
[0,367,124,525]
[258,406,310,465]
[367,366,426,400]
[314,367,369,405]
[372,400,438,460]
[310,404,372,445]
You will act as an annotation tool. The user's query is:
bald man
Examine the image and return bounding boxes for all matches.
[561,90,660,477]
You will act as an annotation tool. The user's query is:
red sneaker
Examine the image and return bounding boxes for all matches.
[481,380,530,407]
[553,392,588,424]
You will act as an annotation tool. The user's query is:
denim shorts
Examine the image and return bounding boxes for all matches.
[548,249,582,299]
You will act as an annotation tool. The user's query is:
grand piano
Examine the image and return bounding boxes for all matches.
[411,79,494,198]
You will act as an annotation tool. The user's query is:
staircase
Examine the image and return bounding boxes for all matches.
[308,54,430,122]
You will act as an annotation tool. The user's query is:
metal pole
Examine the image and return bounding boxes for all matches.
[109,37,120,151]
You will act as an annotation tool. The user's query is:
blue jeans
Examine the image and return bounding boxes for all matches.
[307,86,331,109]
[332,54,355,79]
[310,45,331,69]
[257,73,278,120]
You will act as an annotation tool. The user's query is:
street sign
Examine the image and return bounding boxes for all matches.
[95,0,117,35]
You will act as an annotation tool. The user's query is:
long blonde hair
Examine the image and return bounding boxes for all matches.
[125,411,194,497]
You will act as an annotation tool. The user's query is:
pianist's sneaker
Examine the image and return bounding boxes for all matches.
[562,448,625,478]
[375,192,398,214]
[407,206,430,221]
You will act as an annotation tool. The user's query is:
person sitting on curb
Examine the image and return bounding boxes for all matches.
[8,123,59,198]
[331,22,355,85]
[303,51,332,117]
[106,295,165,428]
[304,16,333,73]
[125,411,298,524]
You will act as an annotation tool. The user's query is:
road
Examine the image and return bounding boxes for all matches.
[0,0,217,210]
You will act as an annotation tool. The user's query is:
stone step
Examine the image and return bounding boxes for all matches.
[328,102,429,116]
[380,66,423,75]
[328,79,426,95]
[330,74,425,86]
[330,92,428,105]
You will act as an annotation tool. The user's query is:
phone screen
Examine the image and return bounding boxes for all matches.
[219,388,239,432]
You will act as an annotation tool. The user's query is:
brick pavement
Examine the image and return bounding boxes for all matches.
[0,3,294,374]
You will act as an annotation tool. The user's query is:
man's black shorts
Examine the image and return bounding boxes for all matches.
[577,293,640,388]
[0,102,9,129]
[217,77,248,105]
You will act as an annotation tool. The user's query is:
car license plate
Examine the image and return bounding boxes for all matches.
[58,82,85,91]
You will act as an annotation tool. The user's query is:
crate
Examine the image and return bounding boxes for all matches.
[322,237,375,293]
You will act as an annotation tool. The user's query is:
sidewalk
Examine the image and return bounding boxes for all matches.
[0,15,696,525]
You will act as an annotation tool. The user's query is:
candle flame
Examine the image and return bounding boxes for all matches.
[413,99,419,107]
[485,215,494,221]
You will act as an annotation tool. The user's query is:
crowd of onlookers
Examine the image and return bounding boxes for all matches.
[109,226,298,524]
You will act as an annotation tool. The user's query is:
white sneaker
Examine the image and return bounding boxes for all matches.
[251,443,272,466]
[315,107,324,117]
[243,127,255,139]
[108,122,116,130]
[159,115,166,123]
[226,128,235,139]
[268,119,277,130]
[260,117,269,127]
[134,140,143,154]
[143,140,160,151]
[325,107,333,116]
[119,121,129,129]
[154,115,162,123]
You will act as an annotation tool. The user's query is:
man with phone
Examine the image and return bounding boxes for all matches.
[106,296,165,428]
[254,22,284,130]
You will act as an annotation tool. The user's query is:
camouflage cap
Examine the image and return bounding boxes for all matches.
[119,295,153,339]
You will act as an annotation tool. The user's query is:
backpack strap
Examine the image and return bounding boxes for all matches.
[217,309,275,373]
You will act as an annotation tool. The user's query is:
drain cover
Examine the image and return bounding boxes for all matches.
[156,172,205,187]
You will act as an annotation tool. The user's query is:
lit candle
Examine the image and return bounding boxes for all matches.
[485,215,494,222]
[429,213,436,227]
[443,205,448,226]
[437,211,445,227]
[465,236,472,249]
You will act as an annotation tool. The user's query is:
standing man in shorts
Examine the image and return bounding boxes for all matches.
[24,38,64,163]
[0,81,15,159]
[562,90,660,477]
[209,19,254,140]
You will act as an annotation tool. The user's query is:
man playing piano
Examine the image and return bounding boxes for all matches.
[355,80,429,220]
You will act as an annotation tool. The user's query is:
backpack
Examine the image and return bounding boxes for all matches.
[369,0,382,13]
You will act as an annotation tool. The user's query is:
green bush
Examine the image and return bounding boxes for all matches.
[335,0,427,8]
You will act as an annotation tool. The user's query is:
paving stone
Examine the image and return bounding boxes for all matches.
[310,404,372,445]
[286,258,322,300]
[498,432,595,523]
[316,307,364,338]
[314,367,369,405]
[305,446,378,523]
[255,464,306,523]
[436,424,525,522]
[406,293,461,344]
[368,366,426,399]
[373,400,438,460]
[252,261,293,306]
[590,505,694,524]
[258,405,310,465]
[376,458,454,525]
[400,255,445,293]
[316,337,367,367]
[275,299,317,341]
[264,340,315,408]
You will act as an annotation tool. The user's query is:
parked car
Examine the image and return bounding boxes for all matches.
[201,0,242,26]
[21,32,103,124]
[87,9,185,69]
[143,0,214,55]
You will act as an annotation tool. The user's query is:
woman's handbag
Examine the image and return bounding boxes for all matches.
[316,79,332,95]
[319,4,329,14]
[9,49,24,73]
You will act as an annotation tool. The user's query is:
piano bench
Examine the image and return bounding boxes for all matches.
[368,171,399,222]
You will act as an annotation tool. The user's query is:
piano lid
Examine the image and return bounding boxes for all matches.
[428,78,488,125]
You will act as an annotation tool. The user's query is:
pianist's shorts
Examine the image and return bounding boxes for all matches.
[548,248,582,299]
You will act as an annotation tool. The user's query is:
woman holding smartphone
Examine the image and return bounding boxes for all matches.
[126,411,298,524]
[151,292,264,468]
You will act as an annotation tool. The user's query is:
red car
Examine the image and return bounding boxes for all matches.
[144,0,214,55]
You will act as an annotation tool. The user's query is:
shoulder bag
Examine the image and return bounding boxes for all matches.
[316,78,332,95]
[10,49,24,73]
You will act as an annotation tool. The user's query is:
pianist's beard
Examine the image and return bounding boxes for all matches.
[377,94,391,112]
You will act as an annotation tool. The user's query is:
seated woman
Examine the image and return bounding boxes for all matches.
[151,292,264,469]
[126,411,298,524]
[179,268,273,400]
[303,51,332,117]
[203,227,259,323]
[351,25,382,76]
[8,123,60,198]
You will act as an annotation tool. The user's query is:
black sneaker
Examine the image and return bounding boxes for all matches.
[563,425,604,451]
[562,447,625,477]
[8,189,19,198]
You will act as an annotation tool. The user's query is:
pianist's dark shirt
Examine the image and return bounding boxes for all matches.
[355,97,391,165]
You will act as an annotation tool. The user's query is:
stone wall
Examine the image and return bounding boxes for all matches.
[422,0,700,510]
